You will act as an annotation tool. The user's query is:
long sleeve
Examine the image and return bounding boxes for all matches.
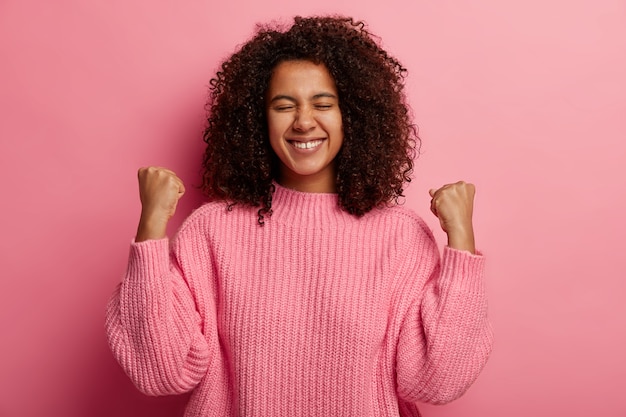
[395,227,493,405]
[105,238,212,396]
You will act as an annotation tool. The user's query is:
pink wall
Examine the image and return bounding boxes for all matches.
[1,0,624,416]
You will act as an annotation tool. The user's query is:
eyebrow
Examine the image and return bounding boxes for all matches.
[269,92,338,103]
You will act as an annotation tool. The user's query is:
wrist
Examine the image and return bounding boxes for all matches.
[446,226,476,254]
[135,211,169,242]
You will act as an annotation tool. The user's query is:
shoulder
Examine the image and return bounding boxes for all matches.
[177,201,224,233]
[367,204,436,243]
[367,205,442,292]
[174,200,256,240]
[355,204,440,266]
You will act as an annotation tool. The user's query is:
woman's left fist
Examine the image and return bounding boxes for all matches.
[429,181,476,253]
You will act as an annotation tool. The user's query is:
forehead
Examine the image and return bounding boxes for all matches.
[268,60,337,94]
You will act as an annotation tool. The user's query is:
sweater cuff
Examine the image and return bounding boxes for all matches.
[126,238,170,283]
[439,246,486,293]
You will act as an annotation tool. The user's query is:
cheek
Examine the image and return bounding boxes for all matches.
[267,114,290,138]
[323,112,344,136]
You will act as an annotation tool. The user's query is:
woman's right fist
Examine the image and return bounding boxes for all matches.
[135,167,185,241]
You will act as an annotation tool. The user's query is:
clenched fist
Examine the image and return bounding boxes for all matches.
[135,167,185,242]
[429,181,476,254]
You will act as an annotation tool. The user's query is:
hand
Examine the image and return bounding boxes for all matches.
[429,181,476,253]
[135,167,185,242]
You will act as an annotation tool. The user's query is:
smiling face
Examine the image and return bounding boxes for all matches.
[266,60,344,193]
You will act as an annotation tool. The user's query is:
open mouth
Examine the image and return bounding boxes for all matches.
[289,139,324,149]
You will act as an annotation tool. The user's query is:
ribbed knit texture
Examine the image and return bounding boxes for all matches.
[105,183,493,417]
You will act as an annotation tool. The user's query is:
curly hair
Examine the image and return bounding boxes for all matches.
[201,15,419,224]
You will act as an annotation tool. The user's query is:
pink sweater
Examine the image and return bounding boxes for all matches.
[105,183,493,417]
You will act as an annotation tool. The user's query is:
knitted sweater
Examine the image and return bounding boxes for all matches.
[105,183,493,417]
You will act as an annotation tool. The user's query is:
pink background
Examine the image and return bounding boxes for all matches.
[1,0,625,416]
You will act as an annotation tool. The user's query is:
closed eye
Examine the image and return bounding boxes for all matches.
[274,105,295,111]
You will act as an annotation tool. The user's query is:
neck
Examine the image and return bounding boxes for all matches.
[277,169,337,193]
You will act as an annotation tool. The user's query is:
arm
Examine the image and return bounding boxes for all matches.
[105,238,211,395]
[396,181,493,404]
[104,167,211,395]
[395,243,493,404]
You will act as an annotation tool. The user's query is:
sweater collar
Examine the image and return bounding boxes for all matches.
[270,182,351,226]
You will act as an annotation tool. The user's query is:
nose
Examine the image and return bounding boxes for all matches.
[293,108,316,132]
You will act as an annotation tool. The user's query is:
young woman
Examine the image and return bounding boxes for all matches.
[106,15,493,417]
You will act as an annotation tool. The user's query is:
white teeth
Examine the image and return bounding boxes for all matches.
[293,140,323,149]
